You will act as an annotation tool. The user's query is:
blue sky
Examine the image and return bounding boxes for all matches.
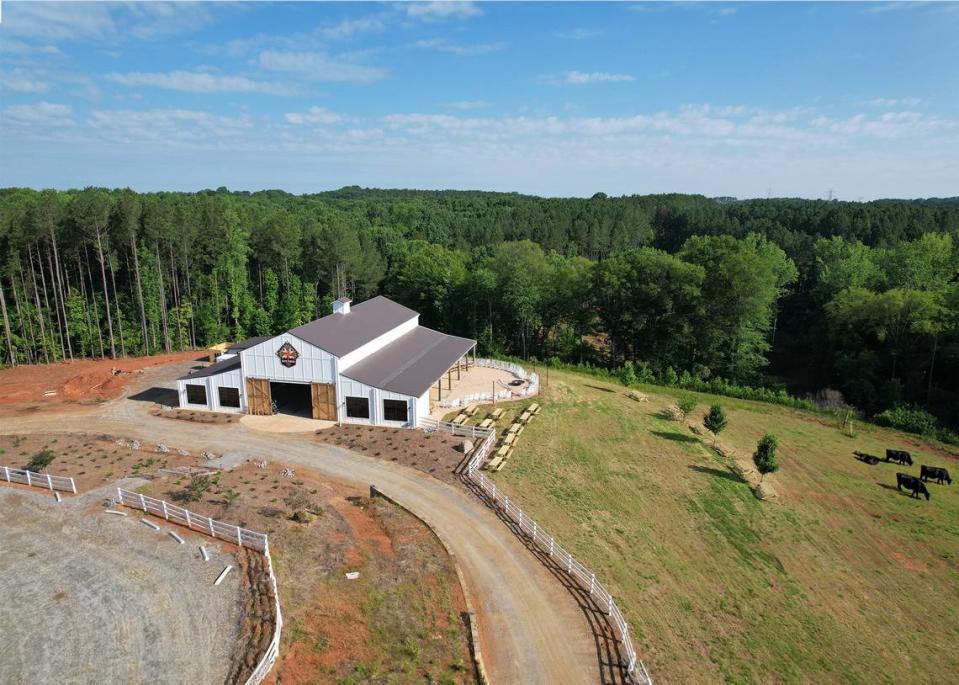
[1,1,957,199]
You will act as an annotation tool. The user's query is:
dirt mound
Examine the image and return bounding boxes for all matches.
[0,352,199,408]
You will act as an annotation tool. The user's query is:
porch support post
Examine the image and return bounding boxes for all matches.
[437,377,442,401]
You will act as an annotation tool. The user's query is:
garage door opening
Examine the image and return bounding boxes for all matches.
[269,381,312,418]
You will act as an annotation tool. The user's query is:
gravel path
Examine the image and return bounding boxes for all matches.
[0,486,241,685]
[4,374,604,684]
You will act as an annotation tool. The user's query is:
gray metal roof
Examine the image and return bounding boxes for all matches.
[342,325,475,397]
[178,356,241,381]
[228,335,272,352]
[289,295,418,358]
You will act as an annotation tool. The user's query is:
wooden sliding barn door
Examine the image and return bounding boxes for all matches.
[311,383,337,420]
[246,378,272,415]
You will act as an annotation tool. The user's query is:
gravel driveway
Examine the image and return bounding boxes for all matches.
[0,487,241,685]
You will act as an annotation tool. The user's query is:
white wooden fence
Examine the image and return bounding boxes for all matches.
[438,358,540,408]
[429,388,651,682]
[114,489,282,685]
[2,465,76,494]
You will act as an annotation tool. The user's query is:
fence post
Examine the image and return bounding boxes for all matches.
[3,466,9,482]
[25,470,32,487]
[589,574,596,595]
[209,517,215,537]
[607,593,613,615]
[139,493,147,512]
[532,521,538,542]
[46,473,53,491]
[549,537,554,557]
[236,525,242,547]
[70,477,77,494]
[161,501,169,520]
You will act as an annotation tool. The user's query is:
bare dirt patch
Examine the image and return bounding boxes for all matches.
[151,407,240,425]
[314,425,470,484]
[131,457,475,684]
[0,351,200,410]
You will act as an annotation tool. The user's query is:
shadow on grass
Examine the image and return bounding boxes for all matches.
[877,482,915,498]
[584,384,616,394]
[128,386,179,405]
[650,430,699,444]
[688,464,745,484]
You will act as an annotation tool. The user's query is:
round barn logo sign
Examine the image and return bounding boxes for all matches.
[276,342,300,368]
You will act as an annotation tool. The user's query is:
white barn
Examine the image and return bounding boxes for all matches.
[176,296,476,427]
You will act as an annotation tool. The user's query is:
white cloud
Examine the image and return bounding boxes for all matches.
[554,28,602,40]
[2,101,75,127]
[86,108,254,144]
[415,38,506,55]
[106,70,298,96]
[318,16,387,40]
[257,50,387,82]
[867,97,922,107]
[445,100,490,110]
[560,71,635,85]
[716,7,738,16]
[2,72,51,94]
[285,107,344,125]
[404,2,482,20]
[1,1,216,44]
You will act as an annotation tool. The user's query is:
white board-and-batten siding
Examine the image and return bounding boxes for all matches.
[240,333,337,384]
[177,366,245,414]
[338,376,421,427]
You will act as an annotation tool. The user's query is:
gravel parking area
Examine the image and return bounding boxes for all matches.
[0,487,241,685]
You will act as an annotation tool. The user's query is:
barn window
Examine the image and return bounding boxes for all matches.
[345,396,370,419]
[383,399,408,422]
[185,384,207,405]
[218,386,240,408]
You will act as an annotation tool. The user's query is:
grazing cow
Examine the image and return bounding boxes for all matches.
[896,472,931,500]
[853,451,881,465]
[920,465,953,485]
[886,449,914,466]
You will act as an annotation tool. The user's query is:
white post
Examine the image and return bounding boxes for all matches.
[185,509,192,529]
[70,477,77,494]
[607,594,613,615]
[139,493,147,512]
[532,521,538,542]
[549,537,554,556]
[208,517,215,537]
[589,574,596,595]
[161,501,169,520]
[46,474,53,491]
[25,470,32,487]
[236,525,242,547]
[3,466,10,482]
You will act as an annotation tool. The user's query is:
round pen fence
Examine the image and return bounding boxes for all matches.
[438,358,541,408]
[114,489,282,685]
[2,465,77,494]
[426,387,651,682]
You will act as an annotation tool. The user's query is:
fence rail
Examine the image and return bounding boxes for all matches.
[428,364,650,683]
[2,465,77,494]
[117,488,267,550]
[438,358,540,408]
[114,489,282,685]
[418,416,494,440]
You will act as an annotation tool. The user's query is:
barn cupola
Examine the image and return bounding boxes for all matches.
[333,297,352,315]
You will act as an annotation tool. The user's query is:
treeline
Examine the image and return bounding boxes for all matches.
[0,187,956,430]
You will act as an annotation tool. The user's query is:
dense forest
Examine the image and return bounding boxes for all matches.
[1,187,957,433]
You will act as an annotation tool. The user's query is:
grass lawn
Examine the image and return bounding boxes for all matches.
[488,369,959,684]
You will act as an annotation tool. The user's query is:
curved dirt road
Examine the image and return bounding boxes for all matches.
[4,388,602,684]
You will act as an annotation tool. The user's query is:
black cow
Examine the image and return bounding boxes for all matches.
[920,465,953,485]
[896,473,931,500]
[886,449,914,466]
[853,451,881,465]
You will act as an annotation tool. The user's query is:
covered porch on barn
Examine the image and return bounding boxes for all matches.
[428,355,532,415]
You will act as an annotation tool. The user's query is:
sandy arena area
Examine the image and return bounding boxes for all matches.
[428,365,531,417]
[0,487,241,685]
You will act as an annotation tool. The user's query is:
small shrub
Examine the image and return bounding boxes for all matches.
[618,361,638,387]
[26,449,56,473]
[222,488,240,509]
[872,406,939,437]
[703,405,728,445]
[185,474,212,502]
[676,395,698,422]
[753,434,779,481]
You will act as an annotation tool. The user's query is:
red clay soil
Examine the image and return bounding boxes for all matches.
[0,352,199,407]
